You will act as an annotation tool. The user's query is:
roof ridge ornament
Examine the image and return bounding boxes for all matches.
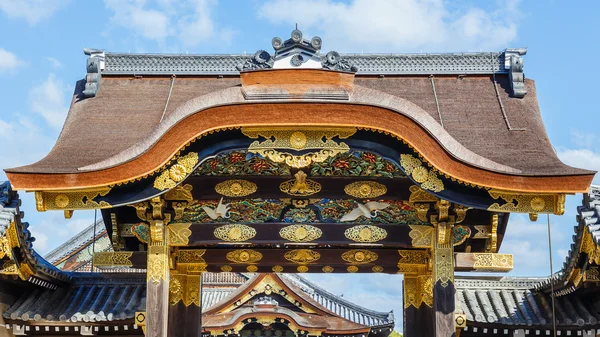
[237,29,357,73]
[504,48,527,98]
[82,48,105,98]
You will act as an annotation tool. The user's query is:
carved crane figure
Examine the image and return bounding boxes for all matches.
[201,197,231,220]
[340,201,390,222]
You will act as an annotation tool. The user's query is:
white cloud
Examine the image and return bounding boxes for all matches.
[104,0,234,47]
[257,0,520,52]
[0,48,23,73]
[29,73,70,129]
[46,57,63,69]
[0,0,70,25]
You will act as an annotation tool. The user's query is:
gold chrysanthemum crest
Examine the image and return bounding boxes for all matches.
[399,154,444,192]
[280,225,322,242]
[226,249,263,264]
[344,181,387,198]
[215,180,257,197]
[154,152,199,191]
[344,225,387,243]
[341,249,378,264]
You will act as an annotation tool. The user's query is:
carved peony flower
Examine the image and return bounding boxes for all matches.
[251,160,268,172]
[362,152,376,163]
[229,152,244,163]
[334,160,350,169]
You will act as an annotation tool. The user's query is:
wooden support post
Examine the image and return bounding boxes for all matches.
[146,220,170,337]
[403,267,434,337]
[433,223,456,337]
[168,273,203,337]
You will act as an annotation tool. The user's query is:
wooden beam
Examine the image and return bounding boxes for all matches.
[454,253,513,272]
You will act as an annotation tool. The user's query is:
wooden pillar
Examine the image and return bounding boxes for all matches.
[168,272,203,337]
[403,267,434,337]
[146,219,170,337]
[433,223,456,337]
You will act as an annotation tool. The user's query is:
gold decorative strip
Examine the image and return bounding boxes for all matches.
[279,225,322,242]
[409,225,434,248]
[584,267,599,282]
[472,253,513,272]
[154,152,199,191]
[147,245,169,285]
[34,188,111,211]
[284,249,321,264]
[398,250,428,265]
[242,127,356,168]
[341,249,378,264]
[226,249,263,264]
[403,269,433,309]
[215,180,257,197]
[344,181,387,199]
[487,189,565,215]
[214,224,256,242]
[400,154,444,192]
[473,225,491,239]
[168,223,192,246]
[92,252,133,267]
[344,225,387,243]
[280,171,321,196]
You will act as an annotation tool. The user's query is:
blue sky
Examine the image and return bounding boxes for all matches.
[0,0,599,331]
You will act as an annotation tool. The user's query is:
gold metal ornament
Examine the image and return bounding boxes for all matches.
[487,189,565,215]
[34,187,111,211]
[347,266,359,273]
[472,253,514,272]
[398,250,428,265]
[297,265,309,273]
[154,152,199,191]
[344,181,387,199]
[242,127,356,168]
[279,171,321,196]
[341,249,378,264]
[221,265,233,272]
[344,225,387,243]
[409,225,434,248]
[400,154,444,192]
[372,265,384,273]
[92,252,133,267]
[279,225,322,242]
[284,249,321,264]
[322,266,334,273]
[227,249,263,264]
[272,265,284,272]
[215,180,257,197]
[246,265,258,272]
[214,224,256,242]
[168,223,192,246]
[147,245,169,285]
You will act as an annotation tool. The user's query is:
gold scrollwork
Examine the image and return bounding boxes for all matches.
[154,152,199,191]
[487,189,565,215]
[92,252,133,267]
[280,225,322,242]
[473,225,491,239]
[168,223,192,246]
[34,188,111,211]
[472,253,513,272]
[227,249,263,264]
[242,127,356,168]
[344,181,387,199]
[341,249,378,264]
[409,225,434,248]
[400,154,444,192]
[284,249,321,264]
[214,224,256,242]
[279,171,321,196]
[344,225,387,243]
[215,180,257,197]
